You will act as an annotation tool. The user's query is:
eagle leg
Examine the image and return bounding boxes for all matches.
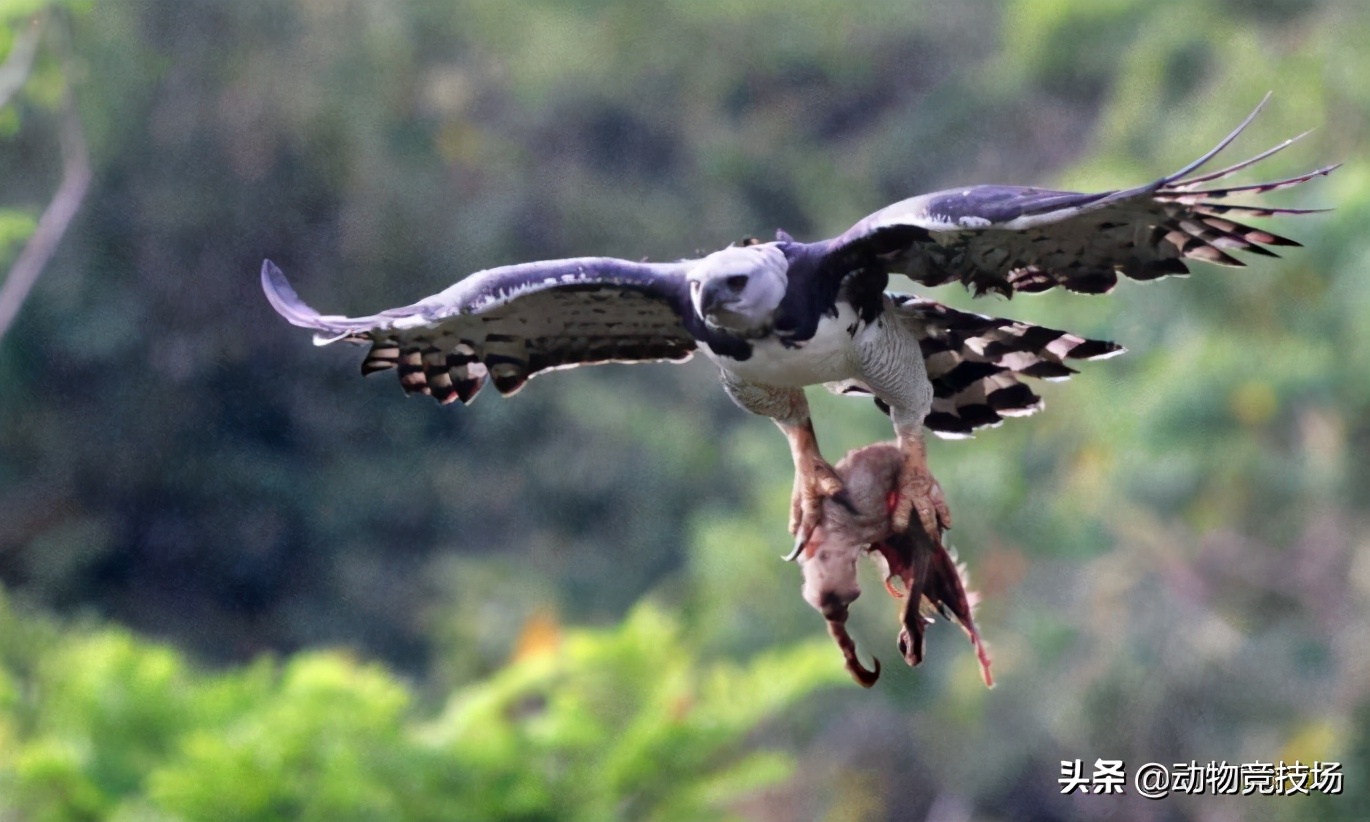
[891,428,951,541]
[777,417,848,557]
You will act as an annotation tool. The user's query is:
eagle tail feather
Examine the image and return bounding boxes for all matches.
[886,295,1122,439]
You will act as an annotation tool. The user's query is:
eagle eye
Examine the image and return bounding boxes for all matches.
[725,274,749,291]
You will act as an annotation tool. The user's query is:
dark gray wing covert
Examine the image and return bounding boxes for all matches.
[262,256,698,403]
[831,96,1335,297]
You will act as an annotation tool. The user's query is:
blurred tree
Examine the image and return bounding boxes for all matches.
[0,593,846,821]
[0,5,89,340]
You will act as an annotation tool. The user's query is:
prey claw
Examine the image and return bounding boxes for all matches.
[848,655,882,688]
[828,619,881,688]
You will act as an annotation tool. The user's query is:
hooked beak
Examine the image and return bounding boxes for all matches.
[691,278,728,318]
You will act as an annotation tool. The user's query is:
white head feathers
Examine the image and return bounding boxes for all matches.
[686,243,788,335]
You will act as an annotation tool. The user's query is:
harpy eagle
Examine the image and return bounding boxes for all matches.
[262,98,1331,551]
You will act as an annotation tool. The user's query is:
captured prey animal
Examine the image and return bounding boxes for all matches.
[795,441,992,688]
[262,96,1332,552]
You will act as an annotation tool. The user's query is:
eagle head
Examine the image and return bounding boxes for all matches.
[687,244,787,335]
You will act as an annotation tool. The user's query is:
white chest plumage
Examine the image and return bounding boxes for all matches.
[703,302,865,387]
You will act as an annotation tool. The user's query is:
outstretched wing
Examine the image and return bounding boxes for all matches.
[262,256,699,403]
[831,96,1336,297]
[832,296,1123,438]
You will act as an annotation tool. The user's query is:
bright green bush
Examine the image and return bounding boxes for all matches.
[0,593,845,821]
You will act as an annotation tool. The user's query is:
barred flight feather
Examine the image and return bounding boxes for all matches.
[834,95,1334,298]
[262,261,699,406]
[887,295,1122,438]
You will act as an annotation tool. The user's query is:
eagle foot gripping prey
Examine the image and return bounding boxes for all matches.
[892,429,951,539]
[794,442,992,688]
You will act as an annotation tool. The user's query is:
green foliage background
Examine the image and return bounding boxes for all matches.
[0,0,1367,819]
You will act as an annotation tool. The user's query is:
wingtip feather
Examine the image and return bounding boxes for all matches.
[261,259,325,330]
[1162,93,1272,184]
